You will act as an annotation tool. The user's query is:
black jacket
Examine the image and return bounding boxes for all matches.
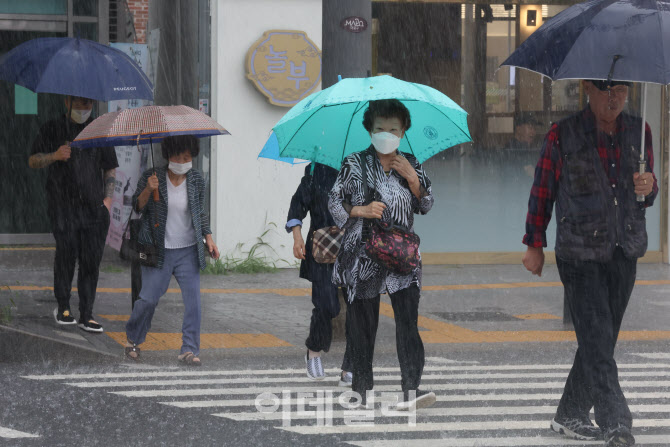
[286,163,338,282]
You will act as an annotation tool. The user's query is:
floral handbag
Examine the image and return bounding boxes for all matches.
[361,152,421,275]
[365,223,421,275]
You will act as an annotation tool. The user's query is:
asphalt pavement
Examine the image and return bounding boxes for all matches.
[1,246,669,446]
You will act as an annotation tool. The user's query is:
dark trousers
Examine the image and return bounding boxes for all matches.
[130,218,142,309]
[52,218,109,322]
[556,248,635,430]
[348,285,424,396]
[305,281,353,372]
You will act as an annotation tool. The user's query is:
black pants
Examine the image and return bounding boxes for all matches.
[53,217,109,323]
[556,248,635,430]
[348,285,424,396]
[305,281,353,372]
[130,218,142,309]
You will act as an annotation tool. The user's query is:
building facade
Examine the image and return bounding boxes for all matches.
[1,0,668,266]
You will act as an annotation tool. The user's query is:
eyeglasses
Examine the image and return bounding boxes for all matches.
[596,85,629,97]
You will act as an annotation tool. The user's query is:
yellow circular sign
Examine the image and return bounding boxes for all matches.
[246,30,322,107]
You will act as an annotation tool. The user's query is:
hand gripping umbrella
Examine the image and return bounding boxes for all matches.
[71,105,229,202]
[501,0,670,200]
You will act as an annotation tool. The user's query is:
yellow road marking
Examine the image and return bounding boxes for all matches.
[2,285,312,296]
[5,279,670,295]
[514,313,562,320]
[0,247,55,251]
[7,282,670,344]
[378,302,670,343]
[423,282,564,291]
[98,315,130,321]
[106,332,292,351]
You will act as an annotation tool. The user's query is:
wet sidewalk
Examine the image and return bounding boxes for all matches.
[2,246,670,362]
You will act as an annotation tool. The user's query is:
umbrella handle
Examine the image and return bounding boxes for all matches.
[153,188,159,202]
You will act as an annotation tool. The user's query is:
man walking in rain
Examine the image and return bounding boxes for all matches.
[29,96,118,333]
[522,80,657,447]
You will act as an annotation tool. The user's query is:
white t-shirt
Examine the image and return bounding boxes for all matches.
[165,173,197,249]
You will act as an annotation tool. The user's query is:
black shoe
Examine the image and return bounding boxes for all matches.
[53,308,77,325]
[395,389,436,411]
[551,415,603,441]
[78,319,104,333]
[605,425,635,447]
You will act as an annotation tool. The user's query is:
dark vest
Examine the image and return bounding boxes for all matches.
[555,112,648,262]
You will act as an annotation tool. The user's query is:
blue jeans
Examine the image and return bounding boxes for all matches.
[125,245,201,355]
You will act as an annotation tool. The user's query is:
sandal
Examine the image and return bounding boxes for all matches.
[124,342,140,361]
[178,352,201,367]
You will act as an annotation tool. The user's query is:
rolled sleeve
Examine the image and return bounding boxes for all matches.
[285,219,303,232]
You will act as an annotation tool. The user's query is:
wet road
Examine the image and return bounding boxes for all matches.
[2,330,669,447]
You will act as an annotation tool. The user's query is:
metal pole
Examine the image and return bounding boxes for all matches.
[322,0,372,88]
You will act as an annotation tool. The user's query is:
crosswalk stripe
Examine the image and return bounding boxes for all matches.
[20,362,670,381]
[211,404,670,421]
[277,418,670,435]
[635,353,670,359]
[345,434,670,447]
[18,358,670,444]
[64,376,670,389]
[111,385,670,400]
[159,393,670,409]
[0,426,40,439]
[62,370,670,387]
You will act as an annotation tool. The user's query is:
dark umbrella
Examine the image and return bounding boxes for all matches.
[501,0,670,200]
[0,37,153,101]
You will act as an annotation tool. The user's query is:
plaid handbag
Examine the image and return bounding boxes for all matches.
[312,226,345,264]
[361,151,421,275]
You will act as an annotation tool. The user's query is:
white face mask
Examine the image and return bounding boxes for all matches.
[371,132,401,155]
[168,161,192,175]
[70,108,92,124]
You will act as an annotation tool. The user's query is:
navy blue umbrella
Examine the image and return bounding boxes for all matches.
[0,37,153,101]
[501,0,670,85]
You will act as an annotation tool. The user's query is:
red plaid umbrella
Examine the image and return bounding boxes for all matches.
[70,105,229,148]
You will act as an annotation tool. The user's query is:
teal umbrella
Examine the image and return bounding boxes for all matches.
[273,75,471,170]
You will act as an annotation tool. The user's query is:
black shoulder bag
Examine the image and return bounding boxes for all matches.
[119,203,159,268]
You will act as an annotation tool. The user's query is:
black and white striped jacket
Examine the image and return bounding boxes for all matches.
[133,167,212,270]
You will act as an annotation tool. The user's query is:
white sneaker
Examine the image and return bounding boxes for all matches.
[305,351,325,381]
[53,308,77,325]
[338,371,353,387]
[394,390,436,411]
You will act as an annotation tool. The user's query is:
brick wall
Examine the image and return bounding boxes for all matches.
[127,0,149,43]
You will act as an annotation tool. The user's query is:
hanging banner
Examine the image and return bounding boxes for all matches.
[106,43,152,251]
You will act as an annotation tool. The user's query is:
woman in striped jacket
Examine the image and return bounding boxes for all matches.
[124,135,219,365]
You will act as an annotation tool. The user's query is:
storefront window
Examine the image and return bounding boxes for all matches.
[73,21,97,41]
[73,0,97,17]
[0,0,66,15]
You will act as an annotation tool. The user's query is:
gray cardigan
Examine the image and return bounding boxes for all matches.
[133,167,212,270]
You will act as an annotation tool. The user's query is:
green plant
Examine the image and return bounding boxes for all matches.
[0,287,16,324]
[100,265,125,273]
[203,218,291,275]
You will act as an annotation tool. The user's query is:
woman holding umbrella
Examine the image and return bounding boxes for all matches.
[124,135,219,365]
[328,99,436,409]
